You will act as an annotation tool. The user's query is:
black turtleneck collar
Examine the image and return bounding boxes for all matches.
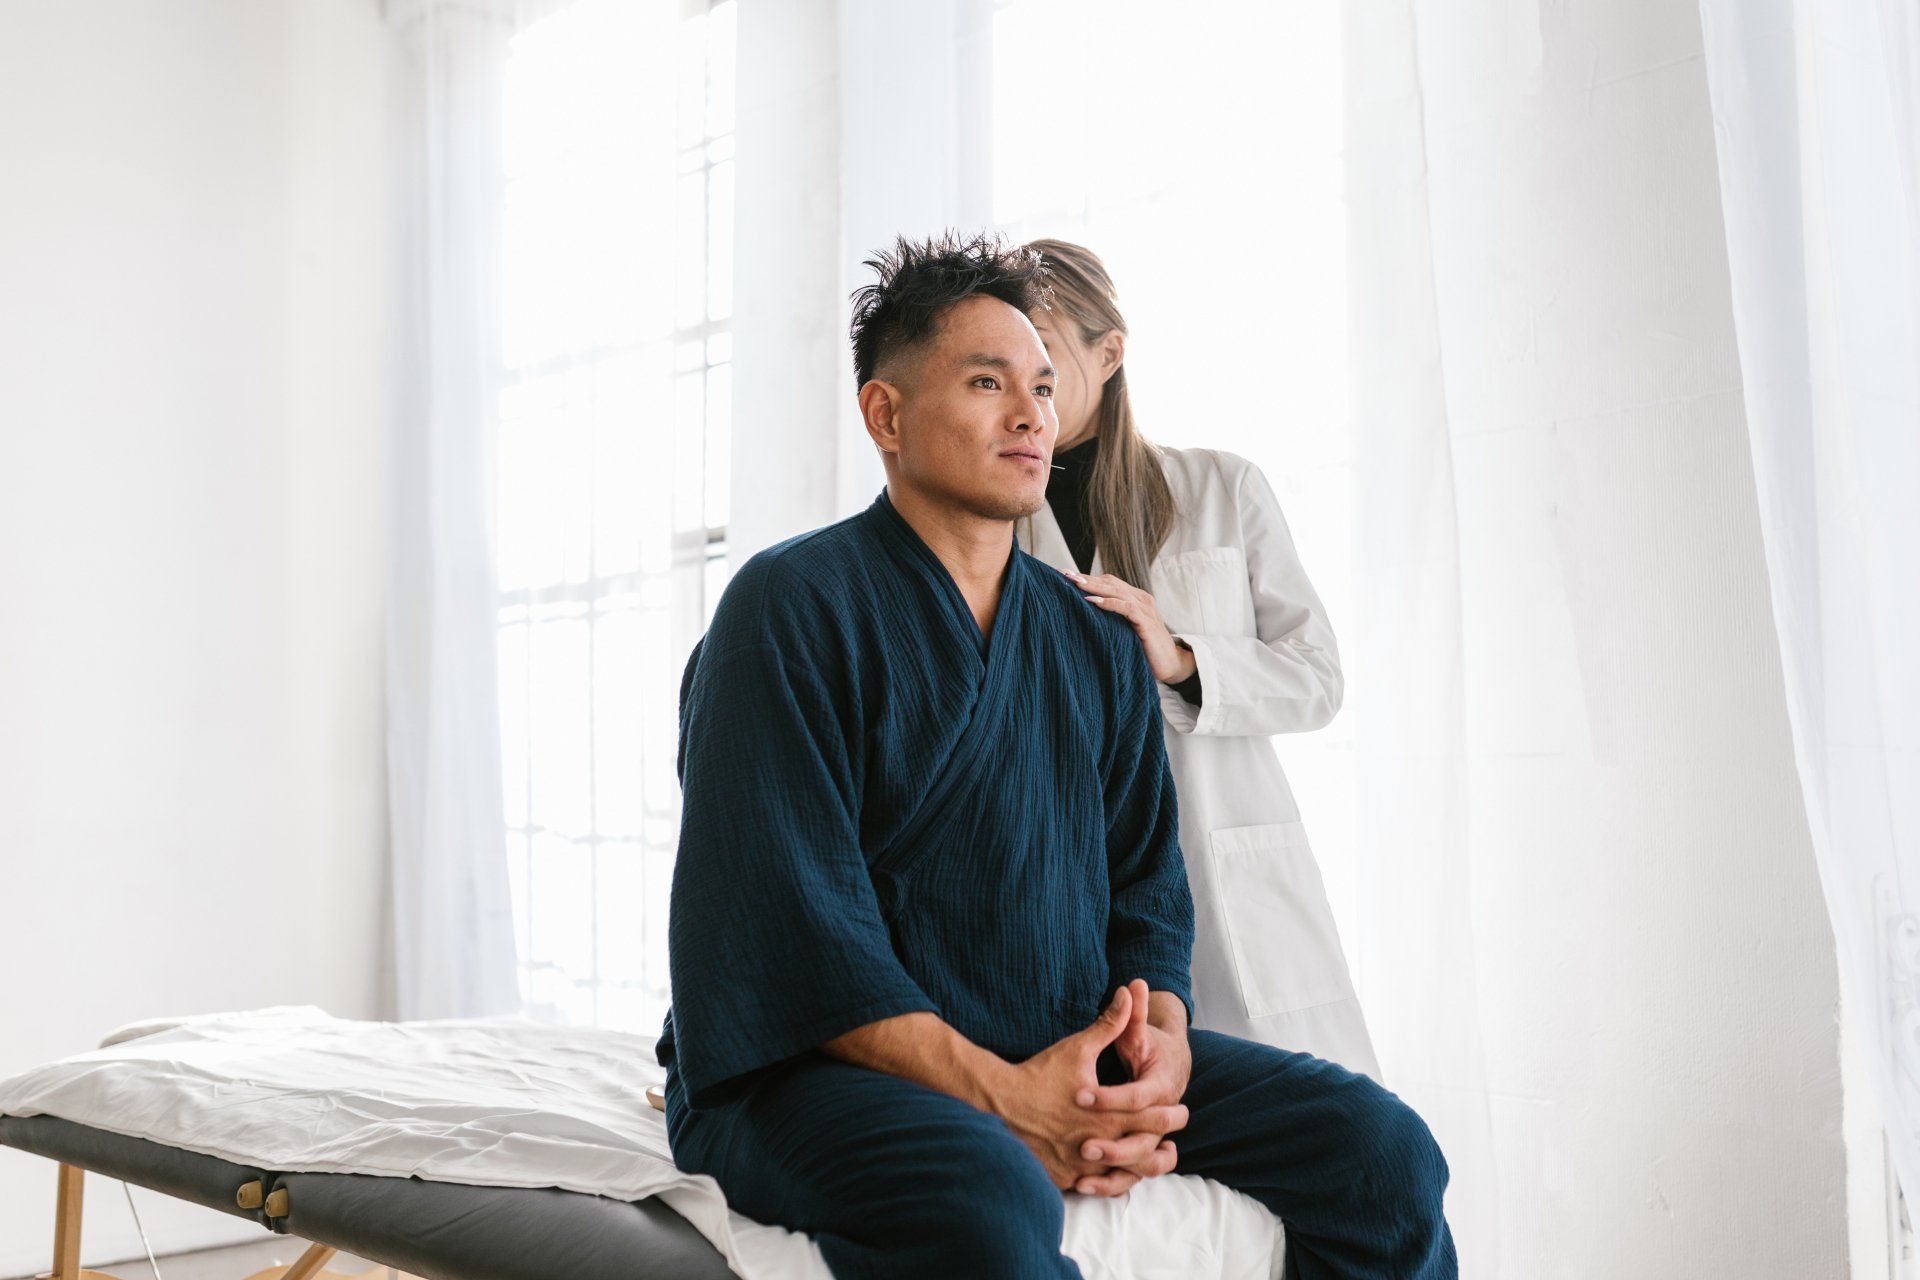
[1043,434,1204,706]
[1046,433,1100,574]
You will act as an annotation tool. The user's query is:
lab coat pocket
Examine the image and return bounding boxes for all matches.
[1150,546,1256,637]
[1208,820,1355,1018]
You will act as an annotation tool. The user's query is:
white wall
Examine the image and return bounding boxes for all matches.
[729,0,843,559]
[0,1,393,1271]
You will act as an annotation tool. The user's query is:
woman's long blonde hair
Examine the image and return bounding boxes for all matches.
[1023,238,1176,588]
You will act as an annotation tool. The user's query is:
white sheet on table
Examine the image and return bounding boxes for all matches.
[0,1006,1284,1280]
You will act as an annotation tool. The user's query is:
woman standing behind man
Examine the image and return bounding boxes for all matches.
[1020,238,1381,1081]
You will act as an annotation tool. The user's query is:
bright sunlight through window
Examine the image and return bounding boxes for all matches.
[496,0,736,1034]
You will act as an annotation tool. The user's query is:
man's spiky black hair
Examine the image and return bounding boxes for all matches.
[849,230,1052,387]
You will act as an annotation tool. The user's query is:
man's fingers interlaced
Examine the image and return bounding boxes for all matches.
[1075,1169,1142,1197]
[1081,1128,1163,1167]
[1074,1139,1179,1197]
[1082,1079,1171,1112]
[1082,1174,1136,1205]
[1094,1101,1187,1139]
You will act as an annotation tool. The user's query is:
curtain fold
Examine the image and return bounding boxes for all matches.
[383,0,524,1020]
[1344,0,1854,1268]
[1698,0,1920,1202]
[1343,5,1501,1272]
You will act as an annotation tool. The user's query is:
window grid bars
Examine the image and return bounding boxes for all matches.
[500,0,734,1029]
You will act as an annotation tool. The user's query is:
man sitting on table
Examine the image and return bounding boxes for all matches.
[656,230,1456,1280]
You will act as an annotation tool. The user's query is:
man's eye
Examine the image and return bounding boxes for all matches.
[975,376,999,389]
[1036,385,1054,397]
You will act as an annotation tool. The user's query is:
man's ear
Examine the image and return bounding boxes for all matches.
[859,379,904,459]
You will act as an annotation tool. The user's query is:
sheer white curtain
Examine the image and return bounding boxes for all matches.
[1343,5,1499,1271]
[385,0,728,1027]
[384,0,527,1021]
[1699,0,1920,1206]
[1341,0,1860,1273]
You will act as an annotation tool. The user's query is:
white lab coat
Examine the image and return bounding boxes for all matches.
[1025,445,1382,1081]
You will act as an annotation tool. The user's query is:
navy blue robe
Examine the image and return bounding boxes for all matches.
[657,488,1194,1109]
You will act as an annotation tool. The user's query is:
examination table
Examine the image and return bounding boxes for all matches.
[0,1007,1287,1280]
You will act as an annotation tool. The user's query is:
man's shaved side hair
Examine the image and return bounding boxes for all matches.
[849,229,1054,389]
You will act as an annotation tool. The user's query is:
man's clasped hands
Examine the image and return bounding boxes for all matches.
[993,977,1193,1197]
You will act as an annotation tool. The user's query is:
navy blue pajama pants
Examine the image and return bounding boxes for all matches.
[663,1028,1456,1279]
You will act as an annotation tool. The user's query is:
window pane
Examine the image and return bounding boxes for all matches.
[501,0,734,1030]
[703,552,731,629]
[597,983,669,1038]
[502,185,558,367]
[505,831,530,966]
[593,597,644,837]
[676,169,708,330]
[638,345,678,575]
[674,369,705,533]
[595,840,647,985]
[499,382,567,592]
[498,620,529,827]
[707,2,736,137]
[707,157,733,322]
[644,843,674,990]
[528,606,591,838]
[676,10,708,151]
[530,832,592,978]
[529,961,594,1027]
[641,601,679,806]
[557,366,595,585]
[592,353,645,578]
[705,362,731,530]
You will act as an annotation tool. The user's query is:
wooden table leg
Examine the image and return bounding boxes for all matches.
[34,1160,431,1280]
[238,1245,438,1280]
[239,1244,353,1280]
[52,1162,83,1279]
[34,1163,114,1280]
[277,1243,338,1280]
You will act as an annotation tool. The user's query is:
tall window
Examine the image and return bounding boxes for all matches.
[986,0,1358,951]
[495,0,736,1034]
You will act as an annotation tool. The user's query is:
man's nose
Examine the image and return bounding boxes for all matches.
[1011,392,1050,434]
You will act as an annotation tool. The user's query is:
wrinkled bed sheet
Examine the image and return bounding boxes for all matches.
[0,1006,1284,1279]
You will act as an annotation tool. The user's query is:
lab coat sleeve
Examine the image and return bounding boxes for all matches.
[1159,456,1345,738]
[1101,634,1197,1021]
[665,634,938,1109]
